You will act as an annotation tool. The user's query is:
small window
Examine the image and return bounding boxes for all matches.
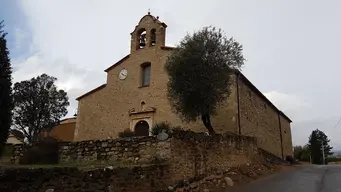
[141,63,151,86]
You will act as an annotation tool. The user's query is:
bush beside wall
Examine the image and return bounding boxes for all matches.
[19,137,59,165]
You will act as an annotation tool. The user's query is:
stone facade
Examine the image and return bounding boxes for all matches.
[74,13,293,158]
[237,73,292,158]
[280,115,293,157]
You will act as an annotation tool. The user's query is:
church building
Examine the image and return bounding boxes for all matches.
[74,13,293,159]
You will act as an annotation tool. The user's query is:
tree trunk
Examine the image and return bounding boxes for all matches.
[201,114,216,135]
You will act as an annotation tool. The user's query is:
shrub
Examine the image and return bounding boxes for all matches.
[19,137,59,165]
[151,122,172,136]
[172,125,184,132]
[286,155,295,165]
[118,129,135,138]
[326,156,341,163]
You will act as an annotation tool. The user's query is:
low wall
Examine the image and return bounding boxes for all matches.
[7,130,277,191]
[11,131,258,169]
[169,131,259,181]
[59,136,170,164]
[11,136,170,164]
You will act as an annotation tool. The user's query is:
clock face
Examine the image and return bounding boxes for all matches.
[119,69,128,80]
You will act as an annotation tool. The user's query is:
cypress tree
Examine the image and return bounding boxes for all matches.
[0,21,13,156]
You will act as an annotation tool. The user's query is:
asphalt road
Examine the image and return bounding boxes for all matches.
[226,165,341,192]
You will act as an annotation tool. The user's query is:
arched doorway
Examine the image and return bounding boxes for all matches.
[135,120,149,136]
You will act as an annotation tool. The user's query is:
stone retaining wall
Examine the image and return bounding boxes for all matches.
[58,136,170,164]
[11,131,259,168]
[6,130,283,191]
[11,136,170,164]
[169,131,259,181]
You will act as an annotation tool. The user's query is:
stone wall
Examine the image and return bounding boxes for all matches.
[11,144,24,164]
[59,136,171,164]
[238,76,283,158]
[11,136,170,165]
[12,131,259,170]
[169,131,259,182]
[7,131,280,191]
[12,132,258,170]
[280,115,293,158]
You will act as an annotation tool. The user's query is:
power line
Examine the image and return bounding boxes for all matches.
[332,116,341,129]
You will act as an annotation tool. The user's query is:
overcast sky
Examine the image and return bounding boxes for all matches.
[1,0,340,150]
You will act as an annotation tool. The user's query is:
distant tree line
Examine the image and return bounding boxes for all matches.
[293,129,335,164]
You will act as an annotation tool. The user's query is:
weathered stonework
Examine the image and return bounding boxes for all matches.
[11,136,170,165]
[74,13,293,159]
[12,131,259,168]
[238,76,282,157]
[59,136,171,164]
[74,14,239,142]
[169,131,259,182]
[280,115,293,157]
[7,131,272,192]
[11,144,24,164]
[237,73,292,158]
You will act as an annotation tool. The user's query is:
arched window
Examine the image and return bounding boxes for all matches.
[137,28,147,49]
[141,62,151,87]
[150,29,156,46]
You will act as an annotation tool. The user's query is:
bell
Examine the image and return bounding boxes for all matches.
[139,41,146,47]
[151,31,156,45]
[139,34,146,47]
[151,37,156,45]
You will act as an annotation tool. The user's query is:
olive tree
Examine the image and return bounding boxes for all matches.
[165,26,245,134]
